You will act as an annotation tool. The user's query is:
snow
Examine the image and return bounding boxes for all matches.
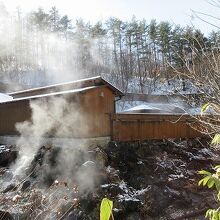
[10,76,102,95]
[106,166,119,175]
[0,145,10,153]
[102,73,199,95]
[188,106,215,115]
[0,93,13,103]
[124,104,161,111]
[116,99,209,115]
[150,79,199,95]
[101,180,150,202]
[117,101,187,114]
[168,173,185,181]
[200,148,217,158]
[10,86,98,102]
[117,181,150,202]
[101,183,118,188]
[112,208,121,213]
[100,181,150,202]
[103,74,206,115]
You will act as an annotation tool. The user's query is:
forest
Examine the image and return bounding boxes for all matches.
[1,2,220,220]
[0,3,219,93]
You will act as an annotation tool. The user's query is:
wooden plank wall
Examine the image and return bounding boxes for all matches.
[80,87,115,138]
[0,89,205,141]
[0,86,115,138]
[112,113,203,141]
[0,100,31,135]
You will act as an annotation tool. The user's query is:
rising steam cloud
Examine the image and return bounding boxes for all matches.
[0,4,104,89]
[1,4,105,192]
[12,96,90,180]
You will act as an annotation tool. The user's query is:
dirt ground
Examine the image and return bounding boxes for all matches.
[0,138,219,220]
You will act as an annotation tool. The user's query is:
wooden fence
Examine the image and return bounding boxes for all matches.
[0,100,204,141]
[111,113,203,141]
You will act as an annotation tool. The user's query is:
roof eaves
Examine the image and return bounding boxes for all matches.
[2,86,98,104]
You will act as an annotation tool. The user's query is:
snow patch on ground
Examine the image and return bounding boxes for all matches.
[118,181,150,202]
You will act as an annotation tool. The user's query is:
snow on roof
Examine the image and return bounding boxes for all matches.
[118,99,189,113]
[0,93,13,102]
[1,86,97,104]
[9,76,101,94]
[8,76,124,97]
[124,104,161,112]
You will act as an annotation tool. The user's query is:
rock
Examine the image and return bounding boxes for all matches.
[126,212,142,220]
[106,166,120,182]
[67,209,85,220]
[105,142,120,162]
[10,210,31,220]
[69,191,79,200]
[3,170,13,181]
[0,145,17,167]
[12,194,22,202]
[20,180,31,191]
[29,190,43,209]
[119,200,141,213]
[57,199,73,215]
[100,184,124,197]
[0,167,6,175]
[95,147,108,168]
[167,177,187,190]
[2,183,16,193]
[112,208,125,219]
[48,212,58,220]
[67,211,78,220]
[80,194,99,213]
[142,185,173,217]
[0,138,218,219]
[0,210,14,220]
[32,146,47,166]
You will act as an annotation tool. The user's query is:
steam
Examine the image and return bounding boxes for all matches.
[1,4,104,192]
[0,5,102,90]
[12,96,91,182]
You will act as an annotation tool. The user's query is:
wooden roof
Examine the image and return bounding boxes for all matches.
[8,76,123,98]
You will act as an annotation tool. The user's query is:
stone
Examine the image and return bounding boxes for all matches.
[57,199,73,215]
[0,145,17,167]
[0,210,14,220]
[142,185,173,217]
[20,180,31,191]
[67,209,85,220]
[95,147,108,168]
[2,183,16,193]
[3,170,13,181]
[126,212,142,220]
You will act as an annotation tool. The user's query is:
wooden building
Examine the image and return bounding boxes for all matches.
[0,77,123,139]
[0,76,204,141]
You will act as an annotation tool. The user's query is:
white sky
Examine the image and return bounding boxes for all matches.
[1,0,220,35]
